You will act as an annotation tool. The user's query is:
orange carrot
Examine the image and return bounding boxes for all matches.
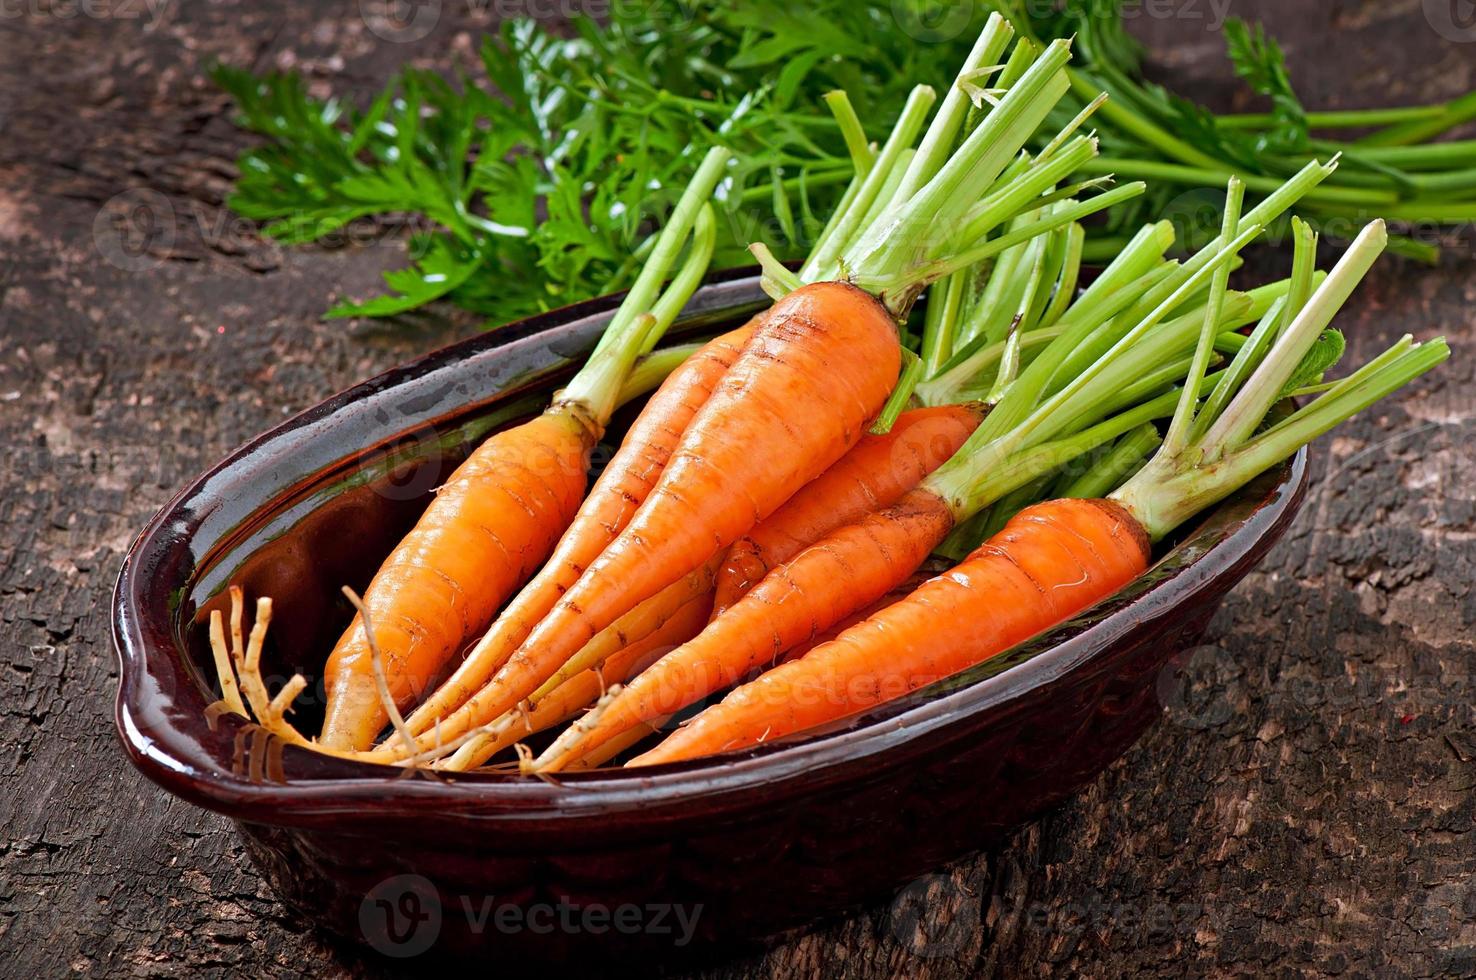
[402,320,759,736]
[319,148,733,750]
[711,403,983,615]
[320,408,597,749]
[772,568,937,665]
[411,281,902,752]
[532,388,1186,772]
[534,487,955,770]
[438,590,712,771]
[631,498,1150,765]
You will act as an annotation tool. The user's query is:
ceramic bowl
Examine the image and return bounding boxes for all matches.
[113,273,1308,966]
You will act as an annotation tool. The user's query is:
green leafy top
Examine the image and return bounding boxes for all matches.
[1223,17,1309,154]
[214,1,1476,328]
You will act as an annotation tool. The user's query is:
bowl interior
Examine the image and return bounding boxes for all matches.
[114,274,1304,816]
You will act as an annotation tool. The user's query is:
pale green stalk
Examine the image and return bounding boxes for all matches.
[1202,221,1388,456]
[642,204,717,353]
[1059,425,1163,500]
[1163,178,1244,456]
[561,146,730,421]
[892,13,1015,203]
[1039,222,1085,329]
[920,271,969,376]
[800,84,936,283]
[1113,219,1450,540]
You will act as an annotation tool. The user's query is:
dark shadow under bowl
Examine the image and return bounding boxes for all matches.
[113,272,1308,966]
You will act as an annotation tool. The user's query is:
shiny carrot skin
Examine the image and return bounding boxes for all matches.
[321,406,596,750]
[536,487,955,771]
[426,281,902,749]
[774,569,936,665]
[711,403,984,615]
[631,498,1151,766]
[403,320,759,736]
[440,591,712,771]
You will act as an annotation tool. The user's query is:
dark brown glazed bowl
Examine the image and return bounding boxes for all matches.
[113,272,1308,967]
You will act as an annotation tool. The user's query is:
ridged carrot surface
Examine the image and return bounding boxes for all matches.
[424,281,902,748]
[537,488,955,770]
[403,320,759,736]
[631,498,1151,765]
[320,407,597,750]
[440,591,713,770]
[711,403,983,615]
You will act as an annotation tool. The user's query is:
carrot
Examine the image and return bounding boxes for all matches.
[773,568,938,665]
[318,148,733,749]
[531,390,1177,773]
[437,591,712,771]
[630,498,1150,765]
[401,319,760,736]
[400,280,903,752]
[530,170,1353,771]
[392,32,1127,757]
[711,404,984,615]
[632,216,1449,766]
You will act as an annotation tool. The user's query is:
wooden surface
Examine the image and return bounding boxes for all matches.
[2,2,1473,976]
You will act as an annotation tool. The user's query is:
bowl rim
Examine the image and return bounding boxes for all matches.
[113,272,1309,831]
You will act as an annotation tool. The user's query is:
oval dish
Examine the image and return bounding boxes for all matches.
[113,273,1308,965]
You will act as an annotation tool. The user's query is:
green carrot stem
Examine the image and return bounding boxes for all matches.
[920,271,969,376]
[616,343,702,405]
[1164,178,1244,456]
[735,166,853,204]
[822,91,875,178]
[930,251,1173,425]
[801,84,936,283]
[892,13,1015,204]
[1079,158,1395,207]
[878,182,1148,296]
[1357,90,1476,147]
[642,204,717,353]
[856,148,917,232]
[1315,138,1476,170]
[1038,92,1109,164]
[1278,217,1321,340]
[1066,68,1224,172]
[1218,105,1447,130]
[1040,222,1085,329]
[843,40,1074,288]
[1075,220,1177,310]
[1191,297,1285,445]
[943,385,1185,519]
[1202,221,1388,456]
[1313,199,1476,222]
[997,223,1262,454]
[954,136,1098,245]
[1079,235,1134,263]
[562,146,730,420]
[986,317,1026,404]
[1060,425,1163,500]
[918,325,1067,405]
[869,349,924,435]
[995,34,1041,91]
[750,241,804,300]
[1403,167,1476,197]
[1115,337,1448,539]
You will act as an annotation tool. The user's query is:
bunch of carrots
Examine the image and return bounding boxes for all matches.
[207,16,1448,773]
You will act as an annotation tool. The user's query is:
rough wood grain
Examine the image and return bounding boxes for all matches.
[1,2,1472,976]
